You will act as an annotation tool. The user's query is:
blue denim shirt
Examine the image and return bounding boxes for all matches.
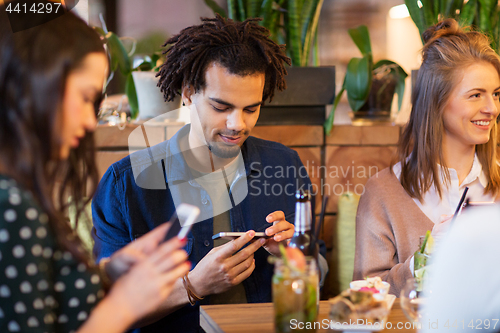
[91,125,317,332]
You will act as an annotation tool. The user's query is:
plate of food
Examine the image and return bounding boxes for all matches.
[329,277,395,332]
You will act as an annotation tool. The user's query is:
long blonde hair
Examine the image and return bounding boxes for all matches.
[393,18,500,201]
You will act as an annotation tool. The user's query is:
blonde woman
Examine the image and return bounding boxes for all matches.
[354,18,500,296]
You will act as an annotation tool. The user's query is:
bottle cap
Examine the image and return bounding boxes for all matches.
[295,189,309,202]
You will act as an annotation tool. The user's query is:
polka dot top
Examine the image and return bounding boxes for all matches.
[0,175,105,332]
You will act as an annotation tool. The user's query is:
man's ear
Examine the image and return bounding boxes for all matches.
[182,86,194,106]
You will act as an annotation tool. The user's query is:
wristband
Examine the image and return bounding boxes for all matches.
[182,273,204,306]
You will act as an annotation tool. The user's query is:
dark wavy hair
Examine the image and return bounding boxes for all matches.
[393,18,500,201]
[0,0,105,263]
[157,14,291,103]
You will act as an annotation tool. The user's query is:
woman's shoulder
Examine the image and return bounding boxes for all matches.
[364,166,401,191]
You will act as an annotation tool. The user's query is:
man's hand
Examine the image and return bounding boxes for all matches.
[263,211,295,257]
[188,230,265,296]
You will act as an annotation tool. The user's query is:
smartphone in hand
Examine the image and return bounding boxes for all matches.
[212,231,269,240]
[163,204,200,242]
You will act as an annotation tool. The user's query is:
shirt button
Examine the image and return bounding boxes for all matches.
[202,198,208,205]
[204,240,210,247]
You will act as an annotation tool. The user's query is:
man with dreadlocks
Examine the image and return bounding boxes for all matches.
[92,15,327,332]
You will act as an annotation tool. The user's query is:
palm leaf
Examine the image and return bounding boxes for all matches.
[228,0,237,19]
[247,0,263,18]
[421,0,437,27]
[301,0,323,67]
[460,0,477,26]
[405,0,427,41]
[261,0,275,28]
[288,0,303,66]
[237,0,246,21]
[478,0,494,32]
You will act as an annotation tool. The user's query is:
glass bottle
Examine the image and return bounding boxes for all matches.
[289,189,313,256]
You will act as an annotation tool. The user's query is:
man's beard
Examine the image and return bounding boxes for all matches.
[207,141,241,158]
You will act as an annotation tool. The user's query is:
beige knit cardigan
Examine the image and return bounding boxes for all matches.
[353,168,434,296]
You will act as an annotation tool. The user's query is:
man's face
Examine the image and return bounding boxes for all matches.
[183,62,265,158]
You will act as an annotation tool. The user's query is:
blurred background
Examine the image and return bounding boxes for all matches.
[87,0,422,122]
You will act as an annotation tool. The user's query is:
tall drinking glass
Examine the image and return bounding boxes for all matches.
[272,257,319,333]
[400,277,425,325]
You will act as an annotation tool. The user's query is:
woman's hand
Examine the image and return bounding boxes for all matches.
[431,214,453,240]
[105,223,173,283]
[104,233,190,325]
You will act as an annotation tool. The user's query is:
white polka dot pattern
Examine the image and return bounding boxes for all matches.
[75,279,85,289]
[0,229,9,242]
[5,265,18,278]
[0,174,104,333]
[0,285,11,297]
[1,176,103,331]
[12,245,25,258]
[19,226,31,240]
[25,208,38,220]
[14,302,26,313]
[4,209,17,222]
[27,316,39,327]
[68,297,80,308]
[9,194,21,206]
[37,279,48,291]
[33,298,44,309]
[8,320,20,332]
[26,263,37,275]
[20,281,32,293]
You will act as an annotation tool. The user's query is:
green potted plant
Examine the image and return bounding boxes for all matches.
[204,0,324,67]
[405,0,500,52]
[204,0,335,125]
[323,25,408,135]
[94,27,180,120]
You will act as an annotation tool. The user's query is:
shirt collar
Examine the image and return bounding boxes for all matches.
[392,153,488,188]
[165,124,262,183]
[443,153,487,188]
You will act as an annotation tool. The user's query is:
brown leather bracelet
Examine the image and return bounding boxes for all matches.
[182,273,204,305]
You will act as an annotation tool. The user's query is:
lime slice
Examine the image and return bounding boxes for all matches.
[424,234,434,255]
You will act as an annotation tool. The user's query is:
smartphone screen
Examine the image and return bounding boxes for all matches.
[163,204,200,242]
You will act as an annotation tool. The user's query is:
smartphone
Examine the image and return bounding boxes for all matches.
[212,231,269,240]
[163,204,200,242]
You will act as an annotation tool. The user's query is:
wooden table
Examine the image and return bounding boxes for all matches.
[201,300,417,333]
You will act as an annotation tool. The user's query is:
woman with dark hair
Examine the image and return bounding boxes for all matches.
[0,1,190,332]
[354,18,500,296]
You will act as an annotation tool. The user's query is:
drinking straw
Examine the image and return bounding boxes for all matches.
[313,195,329,251]
[450,187,469,224]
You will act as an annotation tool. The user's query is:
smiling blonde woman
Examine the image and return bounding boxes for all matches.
[354,18,500,296]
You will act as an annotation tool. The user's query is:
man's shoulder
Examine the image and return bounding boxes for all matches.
[106,141,168,179]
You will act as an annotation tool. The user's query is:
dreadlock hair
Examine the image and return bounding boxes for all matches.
[157,14,291,103]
